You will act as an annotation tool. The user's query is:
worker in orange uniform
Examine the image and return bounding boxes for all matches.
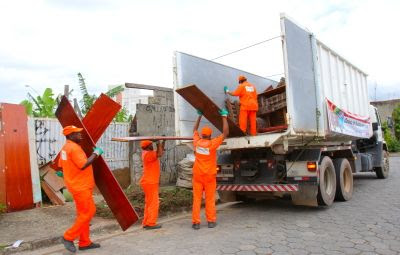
[140,139,165,229]
[58,125,104,253]
[192,108,229,230]
[224,75,258,135]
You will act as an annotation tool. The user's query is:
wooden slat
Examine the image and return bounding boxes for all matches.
[41,181,65,205]
[176,84,245,137]
[55,96,138,231]
[43,168,65,191]
[125,83,173,92]
[112,136,193,142]
[0,104,33,212]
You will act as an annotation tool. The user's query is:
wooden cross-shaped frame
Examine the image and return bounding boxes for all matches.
[51,94,138,231]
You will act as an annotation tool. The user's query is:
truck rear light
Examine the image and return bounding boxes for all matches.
[307,162,317,171]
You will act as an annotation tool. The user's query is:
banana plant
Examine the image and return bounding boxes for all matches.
[20,88,57,117]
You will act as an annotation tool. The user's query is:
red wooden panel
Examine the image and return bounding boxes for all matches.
[55,96,138,230]
[112,136,193,142]
[176,84,245,137]
[51,94,121,169]
[0,106,6,206]
[0,104,33,212]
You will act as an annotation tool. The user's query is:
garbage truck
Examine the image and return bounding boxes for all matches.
[173,14,389,207]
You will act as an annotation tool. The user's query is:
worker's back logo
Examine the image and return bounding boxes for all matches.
[196,146,210,155]
[61,150,67,160]
[245,86,254,92]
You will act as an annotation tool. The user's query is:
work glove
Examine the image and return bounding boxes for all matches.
[93,147,104,156]
[56,171,63,178]
[224,86,229,94]
[219,109,229,117]
[196,109,203,116]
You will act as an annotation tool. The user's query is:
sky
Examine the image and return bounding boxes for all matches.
[0,0,399,104]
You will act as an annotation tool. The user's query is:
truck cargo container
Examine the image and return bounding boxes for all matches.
[173,14,389,206]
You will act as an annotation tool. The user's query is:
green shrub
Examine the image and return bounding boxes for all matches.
[383,122,400,152]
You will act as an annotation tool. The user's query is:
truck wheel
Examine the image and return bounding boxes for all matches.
[375,150,389,179]
[333,158,353,201]
[317,156,336,206]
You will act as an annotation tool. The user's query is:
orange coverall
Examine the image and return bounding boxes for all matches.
[140,150,161,227]
[231,81,259,135]
[58,140,96,248]
[192,131,224,224]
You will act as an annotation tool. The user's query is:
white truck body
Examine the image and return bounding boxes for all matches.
[174,14,372,151]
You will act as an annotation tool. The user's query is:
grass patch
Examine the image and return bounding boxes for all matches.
[0,203,6,214]
[96,186,192,219]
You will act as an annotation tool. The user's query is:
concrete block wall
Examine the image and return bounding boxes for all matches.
[131,89,191,185]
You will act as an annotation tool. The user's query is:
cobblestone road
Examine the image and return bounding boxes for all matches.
[30,156,400,255]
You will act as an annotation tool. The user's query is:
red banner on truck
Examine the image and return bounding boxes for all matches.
[326,99,371,138]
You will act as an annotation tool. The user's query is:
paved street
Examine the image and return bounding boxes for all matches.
[27,156,400,255]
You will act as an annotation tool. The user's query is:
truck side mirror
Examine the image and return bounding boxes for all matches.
[372,122,378,131]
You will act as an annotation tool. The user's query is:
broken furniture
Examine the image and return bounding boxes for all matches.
[52,94,138,231]
[40,162,66,205]
[257,83,288,133]
[0,103,34,212]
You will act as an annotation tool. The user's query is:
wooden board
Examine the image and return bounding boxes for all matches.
[41,181,65,205]
[43,169,65,191]
[51,94,121,169]
[0,105,6,207]
[55,96,138,231]
[112,136,193,142]
[176,84,245,137]
[0,103,33,212]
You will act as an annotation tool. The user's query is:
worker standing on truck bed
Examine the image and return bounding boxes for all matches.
[225,75,258,135]
[58,125,103,253]
[191,108,229,230]
[140,139,165,230]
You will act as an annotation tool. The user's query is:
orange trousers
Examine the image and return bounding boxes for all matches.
[141,183,159,226]
[192,174,216,224]
[64,189,96,247]
[239,110,257,135]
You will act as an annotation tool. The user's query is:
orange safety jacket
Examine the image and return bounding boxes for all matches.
[58,140,95,193]
[192,131,224,176]
[231,81,258,111]
[140,150,160,185]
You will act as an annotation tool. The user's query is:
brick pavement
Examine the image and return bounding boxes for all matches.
[23,157,400,255]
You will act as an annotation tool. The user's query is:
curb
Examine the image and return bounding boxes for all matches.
[3,202,236,255]
[0,222,120,255]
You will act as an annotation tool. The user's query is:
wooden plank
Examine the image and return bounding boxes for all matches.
[41,181,65,205]
[55,96,138,231]
[176,84,245,137]
[112,136,193,142]
[43,168,65,191]
[51,94,121,169]
[0,105,6,207]
[125,83,172,92]
[0,104,33,212]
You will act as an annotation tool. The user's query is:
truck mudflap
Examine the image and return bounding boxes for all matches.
[216,184,298,192]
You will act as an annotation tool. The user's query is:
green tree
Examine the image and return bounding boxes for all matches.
[77,73,129,122]
[392,103,400,141]
[20,88,57,117]
[383,122,400,152]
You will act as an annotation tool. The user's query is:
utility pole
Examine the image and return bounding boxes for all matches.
[374,81,377,101]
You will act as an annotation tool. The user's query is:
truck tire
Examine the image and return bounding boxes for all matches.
[317,156,336,206]
[333,158,353,201]
[375,150,389,179]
